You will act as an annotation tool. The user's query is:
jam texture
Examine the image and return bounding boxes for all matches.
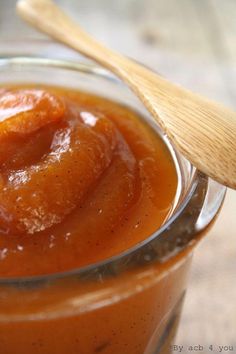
[0,86,177,277]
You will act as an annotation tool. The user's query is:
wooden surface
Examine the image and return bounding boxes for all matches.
[0,0,236,349]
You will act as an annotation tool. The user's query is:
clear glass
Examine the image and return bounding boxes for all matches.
[0,46,226,354]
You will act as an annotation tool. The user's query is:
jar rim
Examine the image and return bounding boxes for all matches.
[0,55,225,286]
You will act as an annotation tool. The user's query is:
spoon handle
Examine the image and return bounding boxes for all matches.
[17,0,138,76]
[17,0,236,189]
[16,0,180,142]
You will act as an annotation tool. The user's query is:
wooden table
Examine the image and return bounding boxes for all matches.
[0,0,235,349]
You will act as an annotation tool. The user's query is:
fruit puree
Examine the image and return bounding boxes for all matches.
[0,85,177,277]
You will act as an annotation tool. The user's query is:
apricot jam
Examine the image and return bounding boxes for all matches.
[0,86,177,277]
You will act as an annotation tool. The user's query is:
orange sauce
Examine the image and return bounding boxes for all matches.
[0,86,177,277]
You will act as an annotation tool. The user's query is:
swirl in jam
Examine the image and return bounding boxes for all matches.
[0,87,177,277]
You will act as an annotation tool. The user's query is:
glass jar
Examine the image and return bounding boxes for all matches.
[0,45,226,354]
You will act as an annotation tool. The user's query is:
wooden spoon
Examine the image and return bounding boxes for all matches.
[17,0,236,189]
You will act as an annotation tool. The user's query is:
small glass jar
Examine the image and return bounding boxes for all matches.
[0,43,226,354]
